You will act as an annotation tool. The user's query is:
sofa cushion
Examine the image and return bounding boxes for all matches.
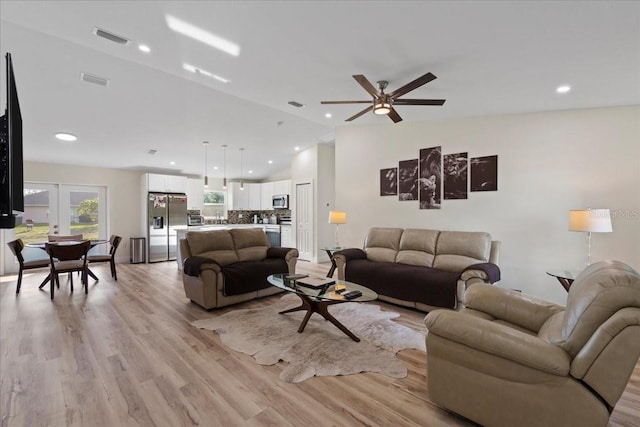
[187,229,239,266]
[364,227,403,263]
[395,228,439,267]
[433,231,491,272]
[230,228,269,262]
[345,259,459,309]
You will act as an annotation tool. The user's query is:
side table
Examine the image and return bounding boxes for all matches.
[321,247,343,278]
[546,270,579,292]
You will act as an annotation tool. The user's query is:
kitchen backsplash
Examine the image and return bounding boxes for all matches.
[226,209,291,224]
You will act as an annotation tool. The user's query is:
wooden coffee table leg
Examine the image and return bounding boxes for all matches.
[280,295,360,342]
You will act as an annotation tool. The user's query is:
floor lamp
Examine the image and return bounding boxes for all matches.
[569,209,612,266]
[328,211,347,249]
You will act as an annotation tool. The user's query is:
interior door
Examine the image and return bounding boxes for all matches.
[296,182,313,261]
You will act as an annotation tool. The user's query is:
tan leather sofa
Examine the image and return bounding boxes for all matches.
[333,227,500,310]
[425,260,640,427]
[180,228,298,309]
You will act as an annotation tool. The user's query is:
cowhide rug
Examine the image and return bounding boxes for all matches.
[191,293,426,383]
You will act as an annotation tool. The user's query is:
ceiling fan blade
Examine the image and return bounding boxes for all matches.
[345,105,373,121]
[388,107,403,123]
[353,75,380,98]
[389,72,437,99]
[321,100,372,104]
[392,99,446,106]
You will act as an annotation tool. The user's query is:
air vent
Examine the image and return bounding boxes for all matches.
[288,101,304,108]
[80,72,110,87]
[147,149,158,155]
[93,27,131,45]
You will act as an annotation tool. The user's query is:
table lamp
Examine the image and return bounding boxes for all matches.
[328,211,347,249]
[569,208,612,266]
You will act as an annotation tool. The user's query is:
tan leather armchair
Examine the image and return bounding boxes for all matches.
[424,260,640,427]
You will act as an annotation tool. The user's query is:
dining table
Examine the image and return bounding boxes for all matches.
[26,239,109,287]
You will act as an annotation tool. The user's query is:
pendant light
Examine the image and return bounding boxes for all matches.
[202,141,209,187]
[240,147,245,190]
[222,144,228,189]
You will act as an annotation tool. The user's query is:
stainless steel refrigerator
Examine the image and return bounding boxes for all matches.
[147,192,188,262]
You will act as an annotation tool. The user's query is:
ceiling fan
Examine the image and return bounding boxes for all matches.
[321,72,446,123]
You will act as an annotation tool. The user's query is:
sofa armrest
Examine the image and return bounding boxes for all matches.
[333,248,367,280]
[425,310,571,376]
[464,283,565,332]
[461,262,501,284]
[183,256,222,276]
[267,247,299,262]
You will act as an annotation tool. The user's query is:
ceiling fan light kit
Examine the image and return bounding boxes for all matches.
[321,72,446,123]
[373,102,391,115]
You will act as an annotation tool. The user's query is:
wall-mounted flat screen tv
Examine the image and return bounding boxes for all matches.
[0,52,24,229]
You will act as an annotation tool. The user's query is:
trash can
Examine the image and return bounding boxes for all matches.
[130,237,146,264]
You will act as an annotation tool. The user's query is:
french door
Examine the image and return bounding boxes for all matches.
[16,183,107,260]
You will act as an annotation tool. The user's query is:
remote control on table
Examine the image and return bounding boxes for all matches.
[342,290,362,299]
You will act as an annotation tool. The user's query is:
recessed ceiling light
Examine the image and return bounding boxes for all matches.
[55,133,77,142]
[248,170,253,174]
[294,146,300,151]
[213,166,219,170]
[183,63,230,83]
[268,160,273,164]
[138,44,151,53]
[556,85,571,94]
[165,15,240,57]
[170,161,176,165]
[325,113,332,118]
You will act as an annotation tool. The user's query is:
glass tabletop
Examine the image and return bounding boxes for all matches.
[546,270,579,281]
[267,274,378,302]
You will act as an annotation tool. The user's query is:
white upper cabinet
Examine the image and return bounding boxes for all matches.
[247,183,262,210]
[186,178,204,211]
[145,173,187,193]
[228,182,249,210]
[261,181,274,210]
[272,180,291,196]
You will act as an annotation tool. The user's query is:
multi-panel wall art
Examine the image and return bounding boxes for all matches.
[380,168,398,196]
[419,147,442,209]
[444,152,468,200]
[470,155,498,192]
[380,147,497,209]
[398,159,419,201]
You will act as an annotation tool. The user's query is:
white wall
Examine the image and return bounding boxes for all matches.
[335,106,640,304]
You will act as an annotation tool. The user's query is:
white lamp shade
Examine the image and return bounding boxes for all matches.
[569,209,612,233]
[328,211,347,224]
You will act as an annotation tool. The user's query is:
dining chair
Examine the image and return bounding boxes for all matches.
[48,234,83,242]
[87,235,122,280]
[6,239,50,293]
[45,240,91,299]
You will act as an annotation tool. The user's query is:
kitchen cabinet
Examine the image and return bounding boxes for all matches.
[228,182,261,210]
[281,224,293,248]
[260,181,273,210]
[272,180,291,197]
[144,173,187,193]
[186,178,204,211]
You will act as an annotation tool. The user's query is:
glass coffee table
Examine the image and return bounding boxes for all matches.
[267,274,378,342]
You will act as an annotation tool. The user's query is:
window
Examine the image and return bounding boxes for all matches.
[202,190,226,219]
[204,190,225,205]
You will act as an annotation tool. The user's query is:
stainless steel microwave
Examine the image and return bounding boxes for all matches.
[272,194,289,209]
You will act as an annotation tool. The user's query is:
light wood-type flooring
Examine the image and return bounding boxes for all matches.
[1,260,638,426]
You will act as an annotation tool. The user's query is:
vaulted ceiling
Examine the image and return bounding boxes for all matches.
[1,1,638,180]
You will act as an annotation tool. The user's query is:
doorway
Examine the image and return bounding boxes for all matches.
[295,182,313,261]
